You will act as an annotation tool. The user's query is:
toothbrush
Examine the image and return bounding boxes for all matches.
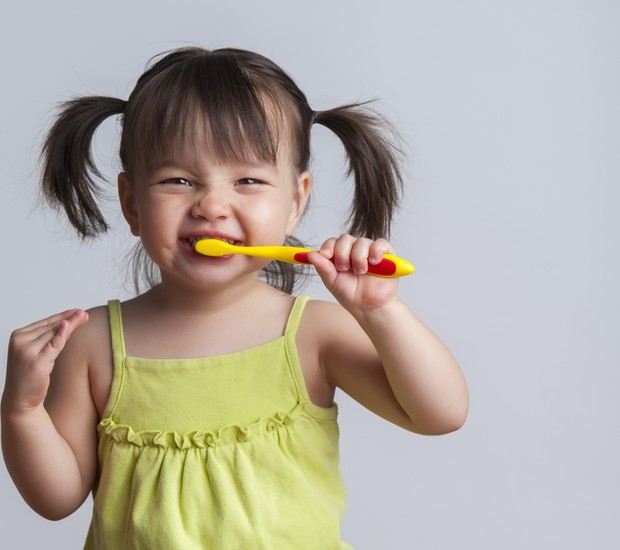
[194,239,415,278]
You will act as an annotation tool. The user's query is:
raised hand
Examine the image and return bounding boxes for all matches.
[307,234,401,314]
[3,309,89,413]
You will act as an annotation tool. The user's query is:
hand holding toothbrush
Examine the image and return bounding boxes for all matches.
[306,235,403,314]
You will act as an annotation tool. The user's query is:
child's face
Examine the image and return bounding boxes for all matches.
[118,143,310,289]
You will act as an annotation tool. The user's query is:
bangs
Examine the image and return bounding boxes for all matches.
[121,50,290,174]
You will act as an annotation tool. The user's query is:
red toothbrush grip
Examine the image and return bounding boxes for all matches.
[293,252,396,277]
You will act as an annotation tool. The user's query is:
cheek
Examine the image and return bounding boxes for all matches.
[135,196,184,241]
[252,197,298,232]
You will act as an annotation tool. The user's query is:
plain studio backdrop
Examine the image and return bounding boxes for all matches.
[1,1,618,548]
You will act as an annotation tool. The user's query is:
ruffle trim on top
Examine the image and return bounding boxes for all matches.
[98,401,310,450]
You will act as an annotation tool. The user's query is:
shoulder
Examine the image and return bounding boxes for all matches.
[53,303,110,363]
[301,298,350,326]
[72,303,115,417]
[53,303,113,385]
[67,303,112,357]
[298,298,374,361]
[300,299,363,337]
[84,303,112,333]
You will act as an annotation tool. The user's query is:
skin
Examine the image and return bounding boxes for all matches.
[1,142,468,521]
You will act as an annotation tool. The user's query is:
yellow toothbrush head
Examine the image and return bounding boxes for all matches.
[194,239,235,256]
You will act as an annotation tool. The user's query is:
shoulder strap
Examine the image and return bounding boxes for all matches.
[102,300,127,419]
[107,299,127,360]
[283,295,311,403]
[284,295,310,336]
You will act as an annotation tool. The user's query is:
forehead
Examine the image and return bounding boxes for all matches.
[121,52,301,175]
[138,117,298,178]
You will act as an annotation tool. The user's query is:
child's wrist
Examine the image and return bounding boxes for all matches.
[1,395,46,420]
[351,297,407,328]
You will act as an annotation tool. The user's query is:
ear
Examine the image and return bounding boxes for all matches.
[286,171,312,235]
[118,173,140,236]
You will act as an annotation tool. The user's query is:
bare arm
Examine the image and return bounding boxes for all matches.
[1,309,98,520]
[308,236,468,435]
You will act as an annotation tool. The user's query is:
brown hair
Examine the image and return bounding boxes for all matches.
[41,47,404,294]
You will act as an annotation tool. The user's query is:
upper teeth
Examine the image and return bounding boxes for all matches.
[189,237,235,247]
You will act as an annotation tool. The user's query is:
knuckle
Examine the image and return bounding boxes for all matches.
[8,329,27,346]
[47,336,63,353]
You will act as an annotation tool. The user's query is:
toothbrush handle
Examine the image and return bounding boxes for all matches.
[291,251,414,278]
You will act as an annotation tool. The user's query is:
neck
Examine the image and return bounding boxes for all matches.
[146,274,275,317]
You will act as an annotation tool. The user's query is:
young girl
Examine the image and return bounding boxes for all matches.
[2,47,468,548]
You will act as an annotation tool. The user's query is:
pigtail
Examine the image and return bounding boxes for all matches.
[41,96,126,238]
[314,103,404,239]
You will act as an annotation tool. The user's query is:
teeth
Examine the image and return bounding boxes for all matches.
[188,237,235,247]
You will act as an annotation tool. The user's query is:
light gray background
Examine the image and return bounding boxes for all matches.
[1,1,619,548]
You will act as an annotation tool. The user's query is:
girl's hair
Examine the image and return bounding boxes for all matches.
[41,47,404,294]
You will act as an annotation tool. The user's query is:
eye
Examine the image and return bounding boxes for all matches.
[237,177,266,186]
[161,177,193,186]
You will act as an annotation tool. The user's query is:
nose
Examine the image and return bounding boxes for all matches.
[191,189,232,221]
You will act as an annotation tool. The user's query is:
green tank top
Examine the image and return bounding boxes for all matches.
[84,296,351,549]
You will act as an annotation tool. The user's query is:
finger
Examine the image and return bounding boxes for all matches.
[368,238,393,265]
[15,310,82,351]
[350,238,375,274]
[17,323,56,345]
[40,309,85,332]
[306,250,338,287]
[8,315,66,364]
[331,234,357,272]
[36,310,89,358]
[15,309,84,338]
[318,237,337,259]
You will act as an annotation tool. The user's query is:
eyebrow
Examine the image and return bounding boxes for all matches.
[145,158,277,173]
